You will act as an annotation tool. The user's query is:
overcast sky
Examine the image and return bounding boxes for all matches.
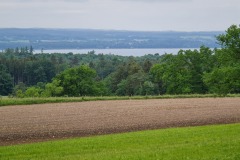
[0,0,239,31]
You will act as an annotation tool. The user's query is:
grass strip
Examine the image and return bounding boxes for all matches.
[0,123,240,160]
[1,94,240,107]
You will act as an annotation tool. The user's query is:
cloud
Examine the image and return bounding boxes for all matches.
[0,0,239,31]
[1,0,88,2]
[0,0,89,5]
[117,0,191,3]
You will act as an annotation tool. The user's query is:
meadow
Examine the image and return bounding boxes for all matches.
[1,123,239,160]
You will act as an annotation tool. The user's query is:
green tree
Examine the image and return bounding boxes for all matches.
[203,66,240,95]
[108,57,143,95]
[150,54,192,94]
[42,80,63,97]
[180,47,215,93]
[116,71,146,96]
[151,47,215,95]
[203,25,240,95]
[55,65,102,96]
[70,55,79,66]
[116,79,127,96]
[143,59,152,73]
[143,81,156,95]
[29,46,34,54]
[13,82,26,97]
[0,64,13,95]
[150,63,165,94]
[16,90,24,98]
[25,86,42,97]
[108,64,128,94]
[23,59,55,85]
[217,24,240,62]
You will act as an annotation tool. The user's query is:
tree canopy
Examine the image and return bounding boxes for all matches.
[0,64,13,95]
[204,24,240,95]
[54,65,103,96]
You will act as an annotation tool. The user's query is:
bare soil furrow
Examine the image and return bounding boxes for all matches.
[0,98,240,145]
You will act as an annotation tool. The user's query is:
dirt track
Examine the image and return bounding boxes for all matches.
[0,98,240,145]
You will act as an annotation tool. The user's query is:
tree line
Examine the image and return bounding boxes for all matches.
[0,25,239,97]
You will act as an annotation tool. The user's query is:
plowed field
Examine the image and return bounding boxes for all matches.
[1,98,240,145]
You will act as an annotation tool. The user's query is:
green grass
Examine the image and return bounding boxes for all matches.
[1,123,240,160]
[1,94,240,107]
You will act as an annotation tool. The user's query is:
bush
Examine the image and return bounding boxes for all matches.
[25,87,42,97]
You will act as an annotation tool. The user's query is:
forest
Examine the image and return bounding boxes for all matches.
[0,25,239,97]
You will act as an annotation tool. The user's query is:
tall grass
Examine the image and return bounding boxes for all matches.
[1,123,240,160]
[0,94,240,107]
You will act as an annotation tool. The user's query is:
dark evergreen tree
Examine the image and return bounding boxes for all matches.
[0,64,13,95]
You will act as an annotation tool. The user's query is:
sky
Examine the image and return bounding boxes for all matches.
[0,0,240,31]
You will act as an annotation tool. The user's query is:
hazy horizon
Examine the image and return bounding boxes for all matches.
[0,27,225,32]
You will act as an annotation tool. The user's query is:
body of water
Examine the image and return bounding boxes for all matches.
[34,48,199,56]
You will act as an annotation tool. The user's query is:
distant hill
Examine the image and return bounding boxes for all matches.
[0,28,222,50]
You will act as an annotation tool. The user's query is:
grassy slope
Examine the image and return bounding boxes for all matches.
[1,94,240,106]
[1,124,240,160]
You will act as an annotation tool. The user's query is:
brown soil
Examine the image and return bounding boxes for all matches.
[1,98,240,146]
